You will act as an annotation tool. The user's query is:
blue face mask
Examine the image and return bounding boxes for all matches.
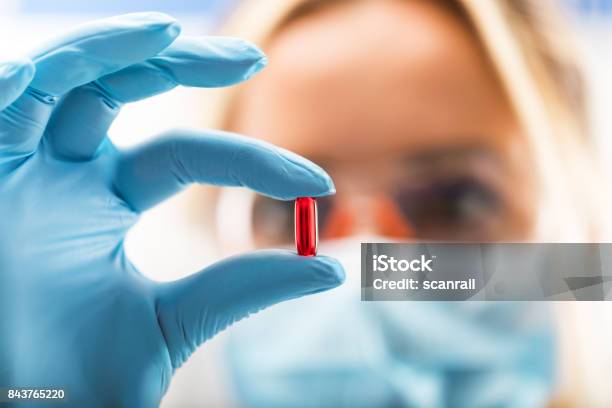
[226,237,556,408]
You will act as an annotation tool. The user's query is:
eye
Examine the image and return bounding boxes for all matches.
[394,176,502,240]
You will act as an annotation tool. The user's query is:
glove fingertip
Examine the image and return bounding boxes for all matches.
[244,55,268,80]
[270,145,336,199]
[164,36,267,87]
[311,255,346,287]
[286,251,345,288]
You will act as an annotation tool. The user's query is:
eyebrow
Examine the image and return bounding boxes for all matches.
[403,144,499,164]
[308,142,501,171]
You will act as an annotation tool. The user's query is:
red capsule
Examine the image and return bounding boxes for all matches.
[295,197,318,256]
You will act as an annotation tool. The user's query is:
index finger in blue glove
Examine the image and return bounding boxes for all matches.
[155,250,345,369]
[0,58,35,111]
[98,36,268,97]
[0,12,180,163]
[45,36,267,160]
[114,130,336,212]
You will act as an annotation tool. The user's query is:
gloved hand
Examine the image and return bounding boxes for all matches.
[0,13,344,407]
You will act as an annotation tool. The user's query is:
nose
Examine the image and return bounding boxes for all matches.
[321,193,415,240]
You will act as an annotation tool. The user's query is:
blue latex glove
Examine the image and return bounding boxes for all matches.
[0,13,344,407]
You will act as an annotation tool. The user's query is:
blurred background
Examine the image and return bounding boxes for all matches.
[2,0,612,407]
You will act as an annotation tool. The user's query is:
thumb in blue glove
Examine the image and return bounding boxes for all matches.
[0,12,344,407]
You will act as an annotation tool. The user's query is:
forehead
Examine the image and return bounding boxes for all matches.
[231,0,517,159]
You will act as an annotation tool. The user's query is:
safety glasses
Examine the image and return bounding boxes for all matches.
[216,146,534,251]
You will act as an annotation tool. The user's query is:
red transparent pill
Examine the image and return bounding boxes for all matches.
[295,197,318,256]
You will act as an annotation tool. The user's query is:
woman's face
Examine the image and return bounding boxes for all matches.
[228,0,537,244]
